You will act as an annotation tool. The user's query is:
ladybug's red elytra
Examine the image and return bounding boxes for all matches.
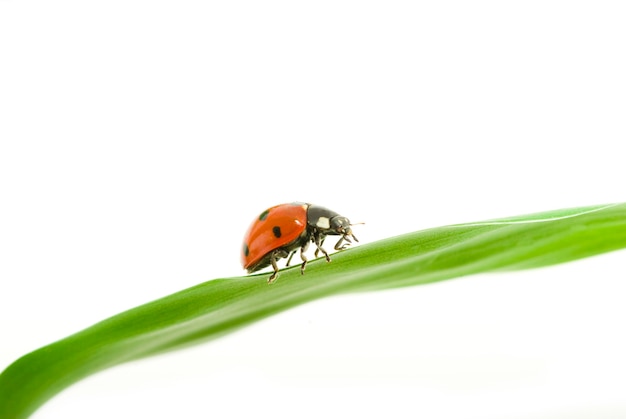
[241,202,359,283]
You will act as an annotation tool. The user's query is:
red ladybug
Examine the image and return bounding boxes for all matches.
[241,202,359,283]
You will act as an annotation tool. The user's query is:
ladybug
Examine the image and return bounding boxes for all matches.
[241,202,359,283]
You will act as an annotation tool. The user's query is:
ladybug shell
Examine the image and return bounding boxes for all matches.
[241,203,309,272]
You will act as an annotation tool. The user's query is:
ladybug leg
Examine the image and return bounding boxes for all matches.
[314,237,326,258]
[268,252,280,284]
[285,250,296,267]
[334,235,352,251]
[268,249,289,284]
[313,232,331,262]
[299,241,310,275]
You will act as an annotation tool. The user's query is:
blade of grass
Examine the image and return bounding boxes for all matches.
[1,203,625,418]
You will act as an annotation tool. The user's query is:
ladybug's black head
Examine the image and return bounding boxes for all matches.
[328,215,359,247]
[329,216,352,235]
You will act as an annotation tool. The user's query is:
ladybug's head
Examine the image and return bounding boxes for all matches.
[325,215,359,243]
[329,215,359,244]
[329,216,352,235]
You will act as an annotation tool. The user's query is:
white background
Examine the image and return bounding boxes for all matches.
[1,1,625,418]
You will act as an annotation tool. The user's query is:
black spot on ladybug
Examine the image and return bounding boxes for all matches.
[259,209,270,221]
[243,244,249,257]
[272,226,282,238]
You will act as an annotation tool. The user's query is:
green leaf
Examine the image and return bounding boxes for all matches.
[1,203,626,418]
